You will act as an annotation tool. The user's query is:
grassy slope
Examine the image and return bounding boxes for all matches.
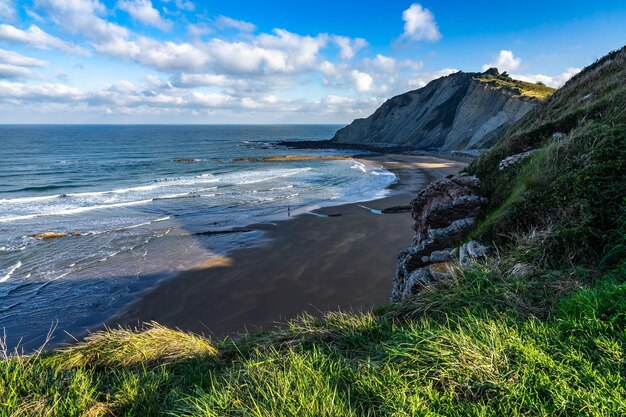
[2,48,625,416]
[474,74,556,99]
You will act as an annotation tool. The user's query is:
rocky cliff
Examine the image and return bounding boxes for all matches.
[331,69,553,151]
[392,174,488,301]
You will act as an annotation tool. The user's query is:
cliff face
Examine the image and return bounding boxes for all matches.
[331,70,542,151]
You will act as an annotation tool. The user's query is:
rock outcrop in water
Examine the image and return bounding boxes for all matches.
[331,69,551,151]
[392,174,488,301]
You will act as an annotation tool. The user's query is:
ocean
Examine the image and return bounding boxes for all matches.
[0,125,396,349]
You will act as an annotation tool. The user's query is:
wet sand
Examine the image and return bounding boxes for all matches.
[109,154,465,338]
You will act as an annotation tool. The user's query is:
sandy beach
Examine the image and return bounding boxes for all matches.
[109,154,466,338]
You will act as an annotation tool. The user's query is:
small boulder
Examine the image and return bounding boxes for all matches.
[429,262,455,280]
[459,240,489,265]
[466,240,489,259]
[402,268,433,299]
[429,249,453,263]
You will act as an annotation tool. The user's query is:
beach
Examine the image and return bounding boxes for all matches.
[109,154,466,338]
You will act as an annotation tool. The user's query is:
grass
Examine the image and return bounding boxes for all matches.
[1,261,624,416]
[475,74,556,100]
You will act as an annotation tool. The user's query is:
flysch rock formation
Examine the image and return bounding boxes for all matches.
[331,70,538,151]
[392,174,489,301]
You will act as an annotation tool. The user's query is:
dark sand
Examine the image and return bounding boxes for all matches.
[109,154,465,338]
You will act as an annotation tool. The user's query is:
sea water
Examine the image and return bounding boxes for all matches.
[0,125,395,349]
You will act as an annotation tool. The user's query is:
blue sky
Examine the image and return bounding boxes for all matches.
[0,0,624,123]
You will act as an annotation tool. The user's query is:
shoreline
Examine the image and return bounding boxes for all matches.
[103,154,465,340]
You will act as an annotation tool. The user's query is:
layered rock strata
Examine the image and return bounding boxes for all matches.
[392,174,488,301]
[331,70,539,151]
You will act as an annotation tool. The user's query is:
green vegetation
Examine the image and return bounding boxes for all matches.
[475,73,556,99]
[2,47,625,416]
[1,261,624,416]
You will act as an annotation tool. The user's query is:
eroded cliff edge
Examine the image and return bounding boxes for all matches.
[331,69,553,152]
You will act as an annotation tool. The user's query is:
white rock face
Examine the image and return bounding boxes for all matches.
[331,71,538,151]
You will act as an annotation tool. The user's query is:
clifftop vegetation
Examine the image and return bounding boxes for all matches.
[1,47,625,416]
[475,69,556,100]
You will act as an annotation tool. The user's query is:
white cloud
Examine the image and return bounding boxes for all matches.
[256,29,328,70]
[215,16,256,33]
[207,29,327,75]
[0,0,16,21]
[117,0,173,31]
[351,70,373,92]
[0,48,46,67]
[163,0,194,12]
[0,64,39,79]
[482,50,521,72]
[364,54,396,73]
[0,80,83,101]
[401,3,441,42]
[511,67,581,88]
[170,72,248,89]
[406,68,458,89]
[331,35,368,59]
[187,22,212,38]
[0,24,87,54]
[35,0,129,44]
[319,60,340,77]
[0,48,45,79]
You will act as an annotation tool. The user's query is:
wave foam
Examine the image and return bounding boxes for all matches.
[1,261,22,283]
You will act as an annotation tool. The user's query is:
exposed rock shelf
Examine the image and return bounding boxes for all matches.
[392,173,488,301]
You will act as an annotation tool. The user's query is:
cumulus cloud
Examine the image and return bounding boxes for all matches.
[331,35,368,59]
[482,50,521,72]
[105,37,209,71]
[351,70,373,92]
[0,80,83,101]
[32,1,336,79]
[215,16,256,33]
[406,68,458,89]
[364,54,396,73]
[0,64,40,79]
[0,49,45,80]
[0,48,46,67]
[0,24,87,54]
[512,68,581,88]
[117,0,173,31]
[169,72,252,89]
[401,3,441,42]
[35,0,129,45]
[204,29,328,75]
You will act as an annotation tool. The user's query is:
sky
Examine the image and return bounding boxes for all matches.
[0,0,624,124]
